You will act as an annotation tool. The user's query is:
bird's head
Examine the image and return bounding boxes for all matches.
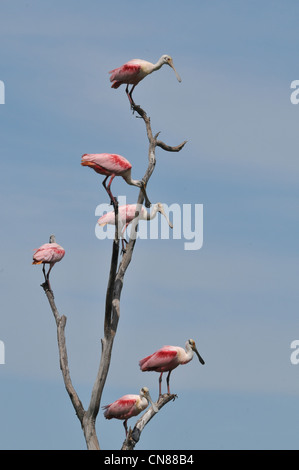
[140,386,149,397]
[140,387,158,413]
[188,339,205,365]
[161,55,182,82]
[49,234,56,244]
[156,203,173,229]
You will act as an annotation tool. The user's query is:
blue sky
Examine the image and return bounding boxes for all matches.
[1,0,299,450]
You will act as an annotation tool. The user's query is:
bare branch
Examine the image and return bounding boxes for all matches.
[156,139,188,152]
[121,394,178,450]
[41,283,85,424]
[131,104,154,144]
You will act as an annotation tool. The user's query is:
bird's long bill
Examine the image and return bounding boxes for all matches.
[169,59,182,82]
[159,207,173,229]
[194,347,205,365]
[147,392,158,413]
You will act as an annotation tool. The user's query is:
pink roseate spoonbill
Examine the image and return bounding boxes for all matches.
[81,153,151,208]
[109,54,181,106]
[139,339,205,397]
[98,202,173,252]
[32,235,65,289]
[103,387,158,436]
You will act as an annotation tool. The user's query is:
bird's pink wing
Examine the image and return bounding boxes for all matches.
[98,205,132,226]
[139,347,178,371]
[33,243,65,263]
[82,153,131,173]
[98,211,115,226]
[33,242,50,254]
[50,245,65,262]
[103,395,137,419]
[109,62,141,83]
[124,204,139,223]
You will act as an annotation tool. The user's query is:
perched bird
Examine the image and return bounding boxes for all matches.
[81,153,151,208]
[103,387,158,435]
[109,54,181,106]
[98,202,173,252]
[139,339,205,396]
[32,235,65,289]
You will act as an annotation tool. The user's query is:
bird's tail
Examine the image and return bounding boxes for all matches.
[102,404,112,419]
[110,81,122,89]
[139,355,152,371]
[81,156,92,167]
[32,260,43,265]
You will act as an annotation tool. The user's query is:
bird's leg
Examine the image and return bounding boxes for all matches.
[46,263,53,279]
[42,263,47,283]
[166,371,172,395]
[123,420,128,436]
[126,84,137,112]
[46,264,54,291]
[102,175,109,198]
[159,372,163,397]
[120,225,129,254]
[141,180,151,209]
[129,85,136,104]
[126,84,132,104]
[102,175,118,208]
[121,238,128,254]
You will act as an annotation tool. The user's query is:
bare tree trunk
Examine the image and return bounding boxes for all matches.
[40,102,186,450]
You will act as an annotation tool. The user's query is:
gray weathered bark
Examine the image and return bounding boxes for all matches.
[40,102,186,450]
[121,394,177,450]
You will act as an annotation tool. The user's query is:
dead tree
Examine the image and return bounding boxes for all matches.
[40,101,186,450]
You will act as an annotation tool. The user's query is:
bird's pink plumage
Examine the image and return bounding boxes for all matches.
[98,204,144,227]
[139,347,178,372]
[103,395,139,420]
[81,153,132,175]
[109,62,141,87]
[33,243,65,264]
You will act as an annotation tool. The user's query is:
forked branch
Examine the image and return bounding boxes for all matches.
[40,101,186,450]
[121,394,177,450]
